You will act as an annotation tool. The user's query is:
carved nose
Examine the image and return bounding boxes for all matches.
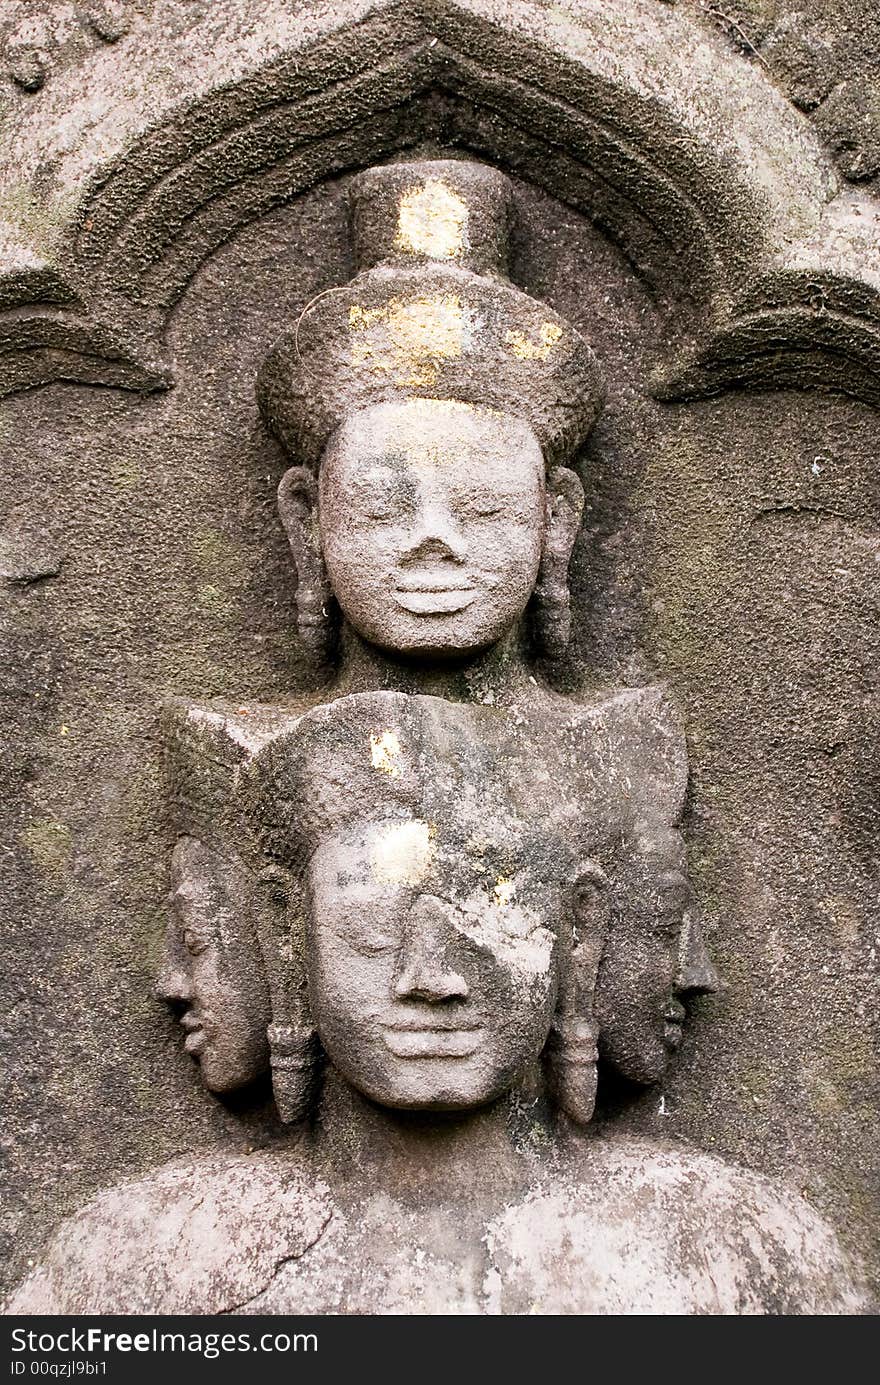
[403,503,468,564]
[675,913,720,998]
[155,957,193,1005]
[393,894,470,1003]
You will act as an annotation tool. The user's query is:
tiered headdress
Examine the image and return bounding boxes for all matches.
[257,160,603,467]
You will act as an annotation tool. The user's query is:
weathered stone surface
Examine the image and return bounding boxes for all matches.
[3,0,880,405]
[2,0,878,1315]
[7,1128,867,1315]
[8,1150,334,1316]
[683,1,880,190]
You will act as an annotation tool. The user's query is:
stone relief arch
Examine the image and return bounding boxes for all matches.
[2,0,880,406]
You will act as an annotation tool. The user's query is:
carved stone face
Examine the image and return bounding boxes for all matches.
[317,399,546,657]
[304,816,561,1110]
[596,860,719,1085]
[156,837,270,1094]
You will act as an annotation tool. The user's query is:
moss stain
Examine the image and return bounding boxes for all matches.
[21,817,72,879]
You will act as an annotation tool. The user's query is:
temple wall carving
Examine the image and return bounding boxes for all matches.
[1,0,877,1316]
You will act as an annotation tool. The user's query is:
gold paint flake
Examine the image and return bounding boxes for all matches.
[394,179,468,260]
[505,320,563,362]
[370,731,402,777]
[371,820,437,887]
[349,295,466,388]
[493,877,516,907]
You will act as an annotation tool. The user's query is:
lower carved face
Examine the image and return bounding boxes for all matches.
[596,863,719,1084]
[156,838,270,1094]
[305,818,560,1110]
[318,399,545,657]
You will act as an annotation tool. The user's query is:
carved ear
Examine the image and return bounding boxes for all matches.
[546,465,586,564]
[546,860,609,1127]
[253,863,320,1125]
[569,861,610,1010]
[532,465,585,659]
[277,466,337,667]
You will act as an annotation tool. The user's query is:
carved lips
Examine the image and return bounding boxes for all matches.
[181,1009,208,1057]
[663,998,687,1049]
[393,572,477,615]
[381,1021,482,1058]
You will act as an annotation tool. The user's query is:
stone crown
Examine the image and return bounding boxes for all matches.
[257,159,604,469]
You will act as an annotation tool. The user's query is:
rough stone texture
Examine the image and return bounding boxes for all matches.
[680,2,880,192]
[258,160,602,469]
[7,1127,868,1314]
[1,0,878,1310]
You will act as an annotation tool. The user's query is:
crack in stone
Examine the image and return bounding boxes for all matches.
[217,1209,335,1315]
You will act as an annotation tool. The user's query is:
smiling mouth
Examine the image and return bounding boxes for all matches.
[181,1011,208,1056]
[382,1024,482,1058]
[663,1002,686,1049]
[394,576,477,615]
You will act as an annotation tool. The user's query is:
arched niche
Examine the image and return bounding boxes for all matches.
[1,0,879,406]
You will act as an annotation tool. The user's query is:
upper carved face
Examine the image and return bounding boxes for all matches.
[305,815,562,1110]
[596,853,719,1085]
[317,399,546,657]
[156,837,270,1094]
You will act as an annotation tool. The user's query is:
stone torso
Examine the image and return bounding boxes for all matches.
[9,1131,865,1317]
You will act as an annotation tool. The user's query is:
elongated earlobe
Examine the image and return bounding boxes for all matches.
[547,860,609,1125]
[532,465,585,660]
[267,1023,321,1123]
[277,466,338,669]
[254,864,321,1123]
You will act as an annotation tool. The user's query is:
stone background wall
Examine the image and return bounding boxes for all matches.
[1,0,878,1304]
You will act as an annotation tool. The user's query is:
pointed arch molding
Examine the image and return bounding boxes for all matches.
[2,0,880,407]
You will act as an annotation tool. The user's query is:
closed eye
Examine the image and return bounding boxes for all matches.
[334,923,399,955]
[345,934,398,956]
[364,497,405,521]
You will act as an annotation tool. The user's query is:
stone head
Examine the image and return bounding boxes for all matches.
[305,811,572,1111]
[252,693,608,1119]
[257,159,602,665]
[157,836,270,1094]
[595,830,720,1085]
[278,398,585,661]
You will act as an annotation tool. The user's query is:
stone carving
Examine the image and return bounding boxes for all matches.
[3,2,880,409]
[9,148,867,1320]
[2,2,128,92]
[10,1128,867,1315]
[699,2,880,186]
[151,160,713,1126]
[10,678,867,1314]
[4,91,875,1307]
[157,837,269,1096]
[11,690,867,1314]
[261,693,605,1121]
[157,676,713,1109]
[258,159,598,670]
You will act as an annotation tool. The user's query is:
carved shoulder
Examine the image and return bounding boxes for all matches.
[482,1137,869,1315]
[5,1153,333,1316]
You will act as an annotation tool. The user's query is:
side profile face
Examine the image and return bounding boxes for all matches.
[305,815,561,1110]
[317,398,546,657]
[157,837,270,1094]
[596,855,719,1084]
